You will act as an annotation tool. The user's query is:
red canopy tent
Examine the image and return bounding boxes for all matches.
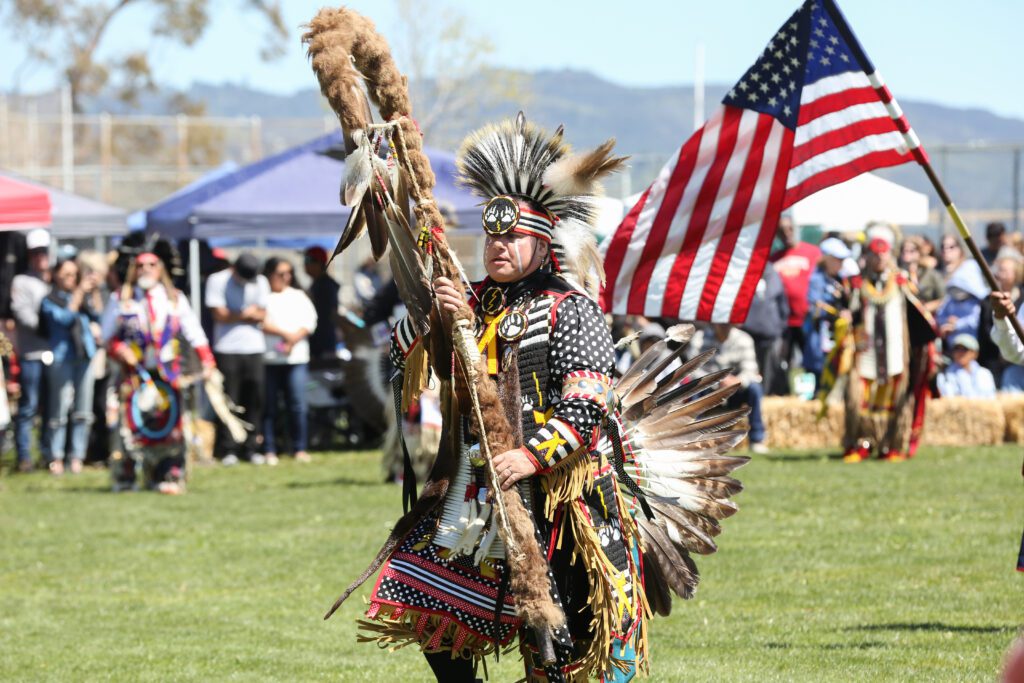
[0,175,51,231]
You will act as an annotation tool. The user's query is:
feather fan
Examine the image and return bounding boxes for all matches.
[603,331,753,612]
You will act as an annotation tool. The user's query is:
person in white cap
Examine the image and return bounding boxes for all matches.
[936,333,995,398]
[804,237,852,389]
[836,223,938,463]
[10,228,53,472]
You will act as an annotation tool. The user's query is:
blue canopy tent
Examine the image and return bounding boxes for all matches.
[129,161,238,232]
[142,131,485,309]
[189,131,481,239]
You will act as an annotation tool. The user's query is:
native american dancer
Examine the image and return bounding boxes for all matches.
[305,11,750,682]
[101,240,216,494]
[828,225,938,462]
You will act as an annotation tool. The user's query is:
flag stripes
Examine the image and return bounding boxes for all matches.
[601,0,929,323]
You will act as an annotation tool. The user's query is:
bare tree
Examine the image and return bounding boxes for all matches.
[2,0,288,112]
[389,0,529,149]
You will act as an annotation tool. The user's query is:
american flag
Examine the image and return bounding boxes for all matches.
[601,0,927,323]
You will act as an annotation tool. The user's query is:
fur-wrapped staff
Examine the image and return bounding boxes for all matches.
[303,7,567,667]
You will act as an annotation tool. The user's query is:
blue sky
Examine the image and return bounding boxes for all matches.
[3,0,1021,119]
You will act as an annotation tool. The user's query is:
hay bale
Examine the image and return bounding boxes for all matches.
[761,396,1008,449]
[1000,393,1024,443]
[921,397,1004,446]
[763,396,842,449]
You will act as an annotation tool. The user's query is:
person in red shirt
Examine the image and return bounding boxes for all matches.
[769,215,821,391]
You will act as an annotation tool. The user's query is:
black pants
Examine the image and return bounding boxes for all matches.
[214,352,264,457]
[424,651,478,682]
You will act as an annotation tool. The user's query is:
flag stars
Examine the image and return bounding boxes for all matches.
[810,39,819,49]
[770,72,781,84]
[750,72,761,82]
[783,104,792,117]
[790,35,798,45]
[748,91,759,102]
[820,56,831,66]
[840,53,850,62]
[790,56,800,67]
[738,80,749,91]
[825,45,835,55]
[774,50,784,59]
[782,64,792,75]
[819,16,828,26]
[814,27,825,38]
[759,81,769,93]
[767,96,778,107]
[829,35,839,45]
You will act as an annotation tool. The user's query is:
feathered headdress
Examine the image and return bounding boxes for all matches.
[456,112,627,299]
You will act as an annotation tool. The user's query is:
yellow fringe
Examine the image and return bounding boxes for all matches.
[539,449,594,522]
[566,453,652,680]
[401,341,430,412]
[358,603,516,660]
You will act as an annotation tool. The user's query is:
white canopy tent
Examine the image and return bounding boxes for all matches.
[621,172,929,236]
[789,172,929,233]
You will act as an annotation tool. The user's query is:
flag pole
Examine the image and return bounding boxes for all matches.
[918,159,1024,342]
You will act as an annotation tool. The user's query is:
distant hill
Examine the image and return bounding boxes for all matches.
[176,70,1024,211]
[31,68,1024,212]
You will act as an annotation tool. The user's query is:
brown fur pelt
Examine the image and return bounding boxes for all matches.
[303,8,443,234]
[460,326,565,631]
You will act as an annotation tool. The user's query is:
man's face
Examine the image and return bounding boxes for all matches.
[951,345,976,369]
[484,232,546,283]
[28,249,49,273]
[865,248,890,274]
[304,258,324,278]
[134,256,164,289]
[777,218,795,248]
[988,229,1007,251]
[823,254,843,276]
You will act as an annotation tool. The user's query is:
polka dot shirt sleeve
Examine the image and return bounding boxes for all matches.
[524,295,615,471]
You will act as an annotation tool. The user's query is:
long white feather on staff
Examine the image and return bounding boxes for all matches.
[203,369,251,444]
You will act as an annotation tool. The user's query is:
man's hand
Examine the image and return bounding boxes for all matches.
[202,364,215,381]
[117,345,137,367]
[433,277,463,313]
[491,448,538,491]
[721,374,741,388]
[992,291,1017,321]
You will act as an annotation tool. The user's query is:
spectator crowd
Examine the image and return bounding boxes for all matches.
[0,230,392,479]
[2,215,1023,477]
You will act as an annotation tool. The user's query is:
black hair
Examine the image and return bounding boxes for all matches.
[263,256,300,290]
[52,258,80,290]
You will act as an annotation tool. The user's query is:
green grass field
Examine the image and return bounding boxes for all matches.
[0,445,1021,682]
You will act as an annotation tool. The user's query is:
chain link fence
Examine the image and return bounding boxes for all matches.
[1,97,1023,234]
